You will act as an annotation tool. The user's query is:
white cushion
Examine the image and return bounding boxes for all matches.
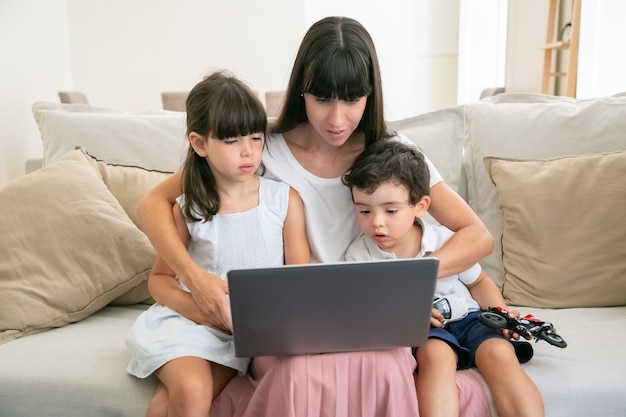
[32,101,187,172]
[389,105,466,200]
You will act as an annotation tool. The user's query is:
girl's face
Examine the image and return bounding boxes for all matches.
[303,94,367,146]
[352,181,429,253]
[190,132,264,182]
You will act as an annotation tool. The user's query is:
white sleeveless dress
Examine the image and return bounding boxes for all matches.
[126,177,289,377]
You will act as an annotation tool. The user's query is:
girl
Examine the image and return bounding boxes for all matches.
[137,17,493,417]
[126,71,309,417]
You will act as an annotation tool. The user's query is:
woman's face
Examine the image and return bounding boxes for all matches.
[303,93,367,147]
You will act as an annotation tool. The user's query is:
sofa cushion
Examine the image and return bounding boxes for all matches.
[463,92,626,289]
[82,149,174,230]
[389,105,466,200]
[0,305,158,416]
[0,149,156,344]
[32,101,187,172]
[485,151,626,308]
[80,149,174,306]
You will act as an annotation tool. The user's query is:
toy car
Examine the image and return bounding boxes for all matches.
[478,306,567,348]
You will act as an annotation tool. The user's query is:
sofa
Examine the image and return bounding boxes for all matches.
[1,93,625,417]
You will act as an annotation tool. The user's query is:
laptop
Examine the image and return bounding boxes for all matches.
[227,257,439,357]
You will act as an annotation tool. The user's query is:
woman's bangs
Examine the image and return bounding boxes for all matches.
[304,50,371,100]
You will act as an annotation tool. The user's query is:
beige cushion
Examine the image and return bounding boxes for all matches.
[32,101,187,172]
[81,148,173,306]
[0,149,156,344]
[463,92,626,288]
[485,151,626,308]
[83,149,174,230]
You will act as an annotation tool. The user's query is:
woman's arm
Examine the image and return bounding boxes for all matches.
[426,181,493,278]
[283,188,310,264]
[138,172,232,332]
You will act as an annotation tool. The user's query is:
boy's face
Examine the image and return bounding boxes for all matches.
[352,181,429,252]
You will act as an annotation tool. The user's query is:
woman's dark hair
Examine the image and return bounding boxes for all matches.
[182,70,267,222]
[342,140,430,205]
[271,16,390,146]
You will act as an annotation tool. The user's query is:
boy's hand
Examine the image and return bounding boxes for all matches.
[502,308,525,340]
[430,307,445,327]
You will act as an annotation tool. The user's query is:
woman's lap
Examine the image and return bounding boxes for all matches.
[210,348,491,417]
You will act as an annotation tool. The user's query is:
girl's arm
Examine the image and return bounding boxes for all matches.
[426,181,494,278]
[283,188,310,264]
[138,177,232,332]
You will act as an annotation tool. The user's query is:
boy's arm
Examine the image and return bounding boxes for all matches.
[283,188,310,264]
[466,271,508,310]
[467,271,525,339]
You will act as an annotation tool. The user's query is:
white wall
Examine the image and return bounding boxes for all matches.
[0,0,461,187]
[65,0,460,118]
[577,0,626,99]
[66,0,306,113]
[3,0,625,188]
[504,0,626,97]
[0,0,72,187]
[457,0,508,104]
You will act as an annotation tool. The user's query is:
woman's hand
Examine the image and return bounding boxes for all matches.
[184,267,233,333]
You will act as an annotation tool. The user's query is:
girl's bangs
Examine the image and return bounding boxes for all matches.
[303,49,372,100]
[210,94,267,140]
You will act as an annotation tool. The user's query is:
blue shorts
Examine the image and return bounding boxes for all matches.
[415,311,534,370]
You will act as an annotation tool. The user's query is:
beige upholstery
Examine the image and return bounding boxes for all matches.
[58,91,89,104]
[161,91,188,112]
[264,90,285,117]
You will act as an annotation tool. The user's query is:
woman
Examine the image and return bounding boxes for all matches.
[138,16,494,417]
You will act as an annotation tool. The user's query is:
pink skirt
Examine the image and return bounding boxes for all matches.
[210,348,491,417]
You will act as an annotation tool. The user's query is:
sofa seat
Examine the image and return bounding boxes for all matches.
[2,304,625,417]
[0,305,157,417]
[502,306,626,416]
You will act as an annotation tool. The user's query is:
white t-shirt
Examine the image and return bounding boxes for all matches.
[345,218,482,312]
[262,133,443,263]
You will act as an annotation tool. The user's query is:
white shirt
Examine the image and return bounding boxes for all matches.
[262,133,443,263]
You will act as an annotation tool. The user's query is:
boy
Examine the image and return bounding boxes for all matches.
[342,139,544,417]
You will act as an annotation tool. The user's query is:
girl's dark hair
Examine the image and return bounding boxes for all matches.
[342,140,430,205]
[271,16,390,146]
[182,70,267,222]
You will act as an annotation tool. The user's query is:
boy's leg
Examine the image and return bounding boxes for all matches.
[155,356,236,417]
[414,338,459,417]
[475,338,544,417]
[146,383,168,417]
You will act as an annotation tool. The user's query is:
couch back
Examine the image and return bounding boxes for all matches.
[394,92,626,309]
[32,94,626,308]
